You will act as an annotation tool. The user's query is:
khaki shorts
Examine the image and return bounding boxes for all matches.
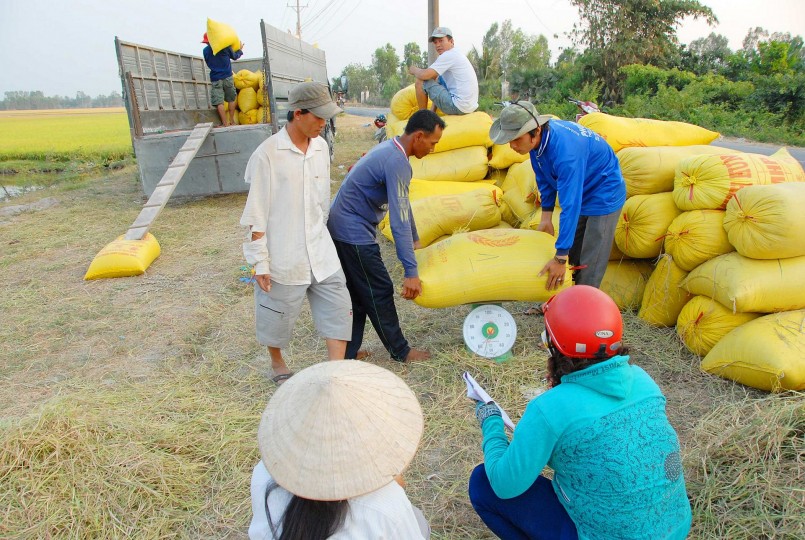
[210,76,236,106]
[254,269,352,348]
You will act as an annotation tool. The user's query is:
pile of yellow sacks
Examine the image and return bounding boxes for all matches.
[378,103,805,393]
[230,68,270,125]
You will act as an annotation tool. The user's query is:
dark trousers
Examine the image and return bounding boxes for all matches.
[469,464,578,540]
[568,209,621,288]
[333,240,411,361]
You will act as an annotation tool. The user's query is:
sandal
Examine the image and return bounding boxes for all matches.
[522,303,546,316]
[271,372,294,386]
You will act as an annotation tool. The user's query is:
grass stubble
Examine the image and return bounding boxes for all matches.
[0,115,802,539]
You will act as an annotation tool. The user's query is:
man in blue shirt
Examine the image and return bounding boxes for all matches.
[328,110,445,362]
[202,32,243,127]
[490,101,625,298]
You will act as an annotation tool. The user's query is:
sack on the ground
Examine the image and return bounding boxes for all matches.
[614,193,681,259]
[701,309,805,392]
[500,160,539,226]
[237,87,257,113]
[387,112,494,153]
[390,85,435,120]
[682,252,805,313]
[609,242,632,261]
[638,254,691,327]
[85,233,161,280]
[676,295,760,356]
[410,146,489,182]
[414,229,572,308]
[673,148,805,211]
[617,145,739,197]
[723,183,805,260]
[233,69,260,90]
[488,143,529,170]
[663,209,734,272]
[206,18,241,55]
[578,112,719,153]
[599,259,655,311]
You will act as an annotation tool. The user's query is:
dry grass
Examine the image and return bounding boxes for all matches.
[1,115,803,539]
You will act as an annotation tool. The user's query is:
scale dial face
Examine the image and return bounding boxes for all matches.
[463,304,517,358]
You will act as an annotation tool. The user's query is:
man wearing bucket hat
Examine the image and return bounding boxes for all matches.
[490,102,625,307]
[201,32,243,127]
[408,27,478,115]
[249,361,430,539]
[241,82,352,384]
[468,286,691,539]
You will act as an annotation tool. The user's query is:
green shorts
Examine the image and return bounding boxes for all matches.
[210,76,236,106]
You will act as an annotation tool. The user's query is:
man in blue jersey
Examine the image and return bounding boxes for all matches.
[328,110,445,362]
[490,101,626,300]
[202,32,243,127]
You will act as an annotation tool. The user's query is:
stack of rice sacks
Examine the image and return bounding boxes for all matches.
[581,110,805,392]
[231,68,270,125]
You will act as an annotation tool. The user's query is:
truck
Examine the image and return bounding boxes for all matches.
[114,19,336,199]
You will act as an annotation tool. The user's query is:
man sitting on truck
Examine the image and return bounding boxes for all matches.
[202,32,243,127]
[240,82,352,383]
[408,27,478,116]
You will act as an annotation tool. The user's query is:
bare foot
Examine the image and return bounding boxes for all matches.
[401,348,430,362]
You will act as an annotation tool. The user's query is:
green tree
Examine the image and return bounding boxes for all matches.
[468,22,502,81]
[338,63,376,100]
[400,42,427,86]
[568,0,716,100]
[681,33,731,75]
[372,43,401,94]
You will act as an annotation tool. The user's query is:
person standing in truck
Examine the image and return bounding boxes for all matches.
[202,32,243,127]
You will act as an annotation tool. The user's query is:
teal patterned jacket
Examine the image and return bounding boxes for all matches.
[480,355,691,540]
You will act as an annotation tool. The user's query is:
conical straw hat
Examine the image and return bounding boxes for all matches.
[257,361,424,501]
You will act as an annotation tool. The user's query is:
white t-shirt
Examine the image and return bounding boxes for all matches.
[248,461,427,540]
[429,47,479,113]
[239,127,341,285]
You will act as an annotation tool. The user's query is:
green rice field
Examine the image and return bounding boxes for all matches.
[0,108,132,162]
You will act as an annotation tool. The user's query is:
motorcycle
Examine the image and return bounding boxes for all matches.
[373,113,387,143]
[568,98,600,122]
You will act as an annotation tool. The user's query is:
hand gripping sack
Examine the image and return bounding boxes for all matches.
[676,295,760,357]
[702,309,805,392]
[723,183,805,260]
[663,210,734,272]
[414,229,572,308]
[578,112,718,153]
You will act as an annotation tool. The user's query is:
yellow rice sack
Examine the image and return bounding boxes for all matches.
[487,167,507,187]
[614,193,681,259]
[682,252,805,313]
[701,309,805,392]
[663,209,733,272]
[84,233,161,280]
[518,207,561,235]
[578,112,719,153]
[410,146,489,182]
[389,85,435,120]
[238,108,259,125]
[500,160,539,226]
[638,254,692,327]
[414,229,572,308]
[599,260,655,311]
[388,112,494,153]
[723,182,805,259]
[676,295,760,356]
[206,18,241,55]
[233,69,260,90]
[237,87,257,113]
[617,145,739,197]
[489,143,529,170]
[609,242,632,261]
[673,148,805,211]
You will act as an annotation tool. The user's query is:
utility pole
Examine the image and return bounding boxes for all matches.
[428,0,439,64]
[288,0,306,39]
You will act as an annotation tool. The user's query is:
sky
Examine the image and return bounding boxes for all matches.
[1,0,803,98]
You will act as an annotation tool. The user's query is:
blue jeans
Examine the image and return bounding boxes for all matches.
[423,77,464,115]
[333,240,411,361]
[469,464,578,540]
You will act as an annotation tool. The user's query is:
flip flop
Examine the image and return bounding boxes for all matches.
[522,303,546,316]
[271,372,294,386]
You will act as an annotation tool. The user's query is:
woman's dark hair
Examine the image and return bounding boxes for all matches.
[286,108,310,122]
[265,482,348,540]
[546,344,630,388]
[404,109,446,135]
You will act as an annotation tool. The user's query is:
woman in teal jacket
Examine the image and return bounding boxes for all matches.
[469,286,691,540]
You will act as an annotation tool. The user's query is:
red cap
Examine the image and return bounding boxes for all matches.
[201,32,209,44]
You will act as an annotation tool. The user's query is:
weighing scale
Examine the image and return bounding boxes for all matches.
[463,304,517,362]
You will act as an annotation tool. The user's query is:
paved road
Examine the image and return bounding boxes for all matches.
[345,106,390,118]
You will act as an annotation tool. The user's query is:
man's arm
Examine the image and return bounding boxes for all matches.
[240,152,272,291]
[408,65,439,81]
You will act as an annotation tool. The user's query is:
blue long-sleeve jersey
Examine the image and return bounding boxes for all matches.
[203,45,243,82]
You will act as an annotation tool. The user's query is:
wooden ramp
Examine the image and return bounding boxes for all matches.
[124,123,213,241]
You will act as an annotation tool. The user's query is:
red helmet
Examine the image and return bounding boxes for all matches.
[543,285,623,359]
[201,33,210,44]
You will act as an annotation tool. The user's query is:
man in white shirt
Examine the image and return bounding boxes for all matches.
[240,82,352,383]
[408,26,479,115]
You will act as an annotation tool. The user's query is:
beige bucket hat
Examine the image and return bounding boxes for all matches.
[257,361,424,501]
[489,101,553,145]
